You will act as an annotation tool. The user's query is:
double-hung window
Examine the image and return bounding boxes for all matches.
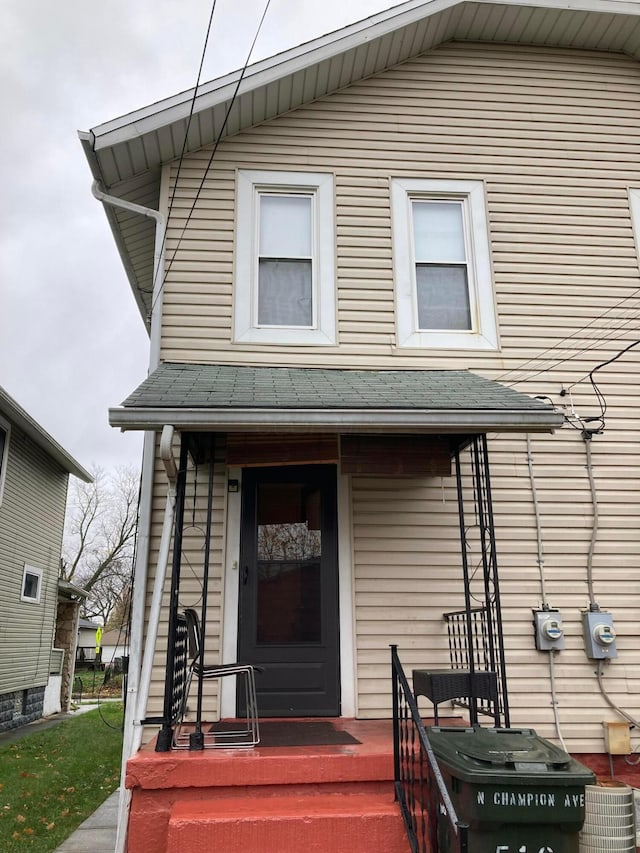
[391,178,498,350]
[234,170,336,345]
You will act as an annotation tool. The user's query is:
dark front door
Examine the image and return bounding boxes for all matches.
[238,465,340,716]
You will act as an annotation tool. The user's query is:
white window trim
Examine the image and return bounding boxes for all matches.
[0,414,10,507]
[234,169,336,346]
[21,564,43,604]
[391,178,498,350]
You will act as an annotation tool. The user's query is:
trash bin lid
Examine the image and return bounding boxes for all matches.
[427,727,595,785]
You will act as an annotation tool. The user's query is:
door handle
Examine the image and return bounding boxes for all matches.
[242,565,249,585]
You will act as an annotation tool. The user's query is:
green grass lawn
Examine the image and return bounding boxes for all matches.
[0,704,123,852]
[72,668,123,701]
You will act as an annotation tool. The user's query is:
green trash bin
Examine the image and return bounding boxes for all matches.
[426,726,595,853]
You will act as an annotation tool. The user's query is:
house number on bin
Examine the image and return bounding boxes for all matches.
[496,847,554,853]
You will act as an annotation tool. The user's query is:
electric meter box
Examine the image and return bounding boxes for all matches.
[533,609,566,651]
[582,611,618,659]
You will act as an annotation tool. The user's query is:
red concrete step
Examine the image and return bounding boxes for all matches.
[166,791,408,853]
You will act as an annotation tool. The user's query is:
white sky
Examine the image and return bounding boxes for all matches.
[0,0,395,473]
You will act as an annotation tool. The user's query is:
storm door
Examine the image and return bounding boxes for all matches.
[238,465,340,716]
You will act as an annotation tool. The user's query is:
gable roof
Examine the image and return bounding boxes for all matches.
[108,362,562,433]
[0,386,92,482]
[79,0,640,327]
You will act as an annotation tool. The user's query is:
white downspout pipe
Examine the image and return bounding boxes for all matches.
[90,181,167,853]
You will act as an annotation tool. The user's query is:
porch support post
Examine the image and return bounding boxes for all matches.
[190,434,216,751]
[454,444,478,725]
[474,434,509,727]
[156,432,189,752]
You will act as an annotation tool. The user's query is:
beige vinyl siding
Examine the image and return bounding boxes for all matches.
[0,421,69,694]
[146,42,640,751]
[160,42,640,371]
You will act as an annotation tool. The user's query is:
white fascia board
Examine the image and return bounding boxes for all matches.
[108,406,562,433]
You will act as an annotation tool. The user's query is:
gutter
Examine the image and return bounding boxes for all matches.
[108,406,564,433]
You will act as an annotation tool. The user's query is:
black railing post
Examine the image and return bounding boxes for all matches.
[455,446,478,725]
[479,434,509,727]
[190,434,216,751]
[391,644,400,794]
[156,433,189,752]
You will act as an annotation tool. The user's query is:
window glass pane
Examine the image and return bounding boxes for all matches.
[256,483,321,644]
[416,265,472,330]
[23,572,39,600]
[260,195,312,258]
[412,201,465,263]
[258,259,313,326]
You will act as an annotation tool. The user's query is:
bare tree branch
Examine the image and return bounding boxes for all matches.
[62,465,139,624]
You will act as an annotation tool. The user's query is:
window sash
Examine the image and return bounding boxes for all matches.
[21,565,42,603]
[256,192,315,329]
[391,177,498,350]
[234,169,336,346]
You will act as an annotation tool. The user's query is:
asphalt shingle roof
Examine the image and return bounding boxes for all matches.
[110,363,563,439]
[122,363,552,412]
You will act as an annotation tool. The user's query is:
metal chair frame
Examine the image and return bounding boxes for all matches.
[172,608,260,749]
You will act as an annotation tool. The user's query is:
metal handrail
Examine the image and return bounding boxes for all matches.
[391,645,469,853]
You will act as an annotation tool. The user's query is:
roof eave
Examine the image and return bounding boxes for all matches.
[0,387,93,482]
[109,406,563,433]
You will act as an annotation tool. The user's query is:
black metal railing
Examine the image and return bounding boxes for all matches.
[453,434,510,728]
[392,645,469,853]
[170,613,189,726]
[443,606,505,724]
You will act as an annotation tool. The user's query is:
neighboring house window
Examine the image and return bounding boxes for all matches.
[234,170,336,345]
[0,415,9,506]
[391,178,498,350]
[21,565,43,603]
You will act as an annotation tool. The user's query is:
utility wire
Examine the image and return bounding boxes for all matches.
[501,311,640,390]
[493,287,640,385]
[150,0,273,318]
[147,0,220,301]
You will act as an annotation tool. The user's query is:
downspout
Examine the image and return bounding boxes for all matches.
[90,180,167,853]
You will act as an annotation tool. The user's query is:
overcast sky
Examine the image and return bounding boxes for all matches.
[0,0,395,475]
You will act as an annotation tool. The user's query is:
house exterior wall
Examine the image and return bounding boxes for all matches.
[0,417,69,730]
[142,42,640,752]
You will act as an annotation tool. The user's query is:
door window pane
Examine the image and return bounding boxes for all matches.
[416,265,472,330]
[256,483,322,644]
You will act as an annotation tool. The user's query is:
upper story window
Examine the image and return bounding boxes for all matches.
[234,170,336,346]
[391,178,498,350]
[0,415,9,507]
[21,564,42,603]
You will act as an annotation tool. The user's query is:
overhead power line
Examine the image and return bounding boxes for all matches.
[150,0,273,318]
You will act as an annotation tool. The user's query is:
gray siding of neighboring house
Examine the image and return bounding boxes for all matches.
[0,418,69,708]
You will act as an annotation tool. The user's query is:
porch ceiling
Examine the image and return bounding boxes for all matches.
[108,362,562,433]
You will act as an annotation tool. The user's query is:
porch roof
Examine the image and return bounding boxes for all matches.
[109,362,562,433]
